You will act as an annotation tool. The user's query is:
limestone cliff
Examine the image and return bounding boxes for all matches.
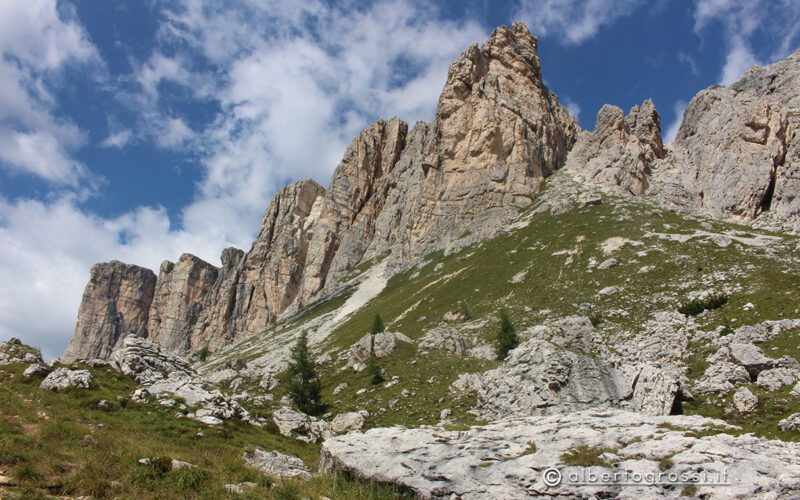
[62,261,156,362]
[568,48,800,232]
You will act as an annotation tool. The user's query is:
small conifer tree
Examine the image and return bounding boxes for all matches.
[371,314,385,334]
[495,310,519,360]
[286,331,323,415]
[367,354,384,385]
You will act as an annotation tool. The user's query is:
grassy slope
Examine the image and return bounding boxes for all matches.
[0,361,398,500]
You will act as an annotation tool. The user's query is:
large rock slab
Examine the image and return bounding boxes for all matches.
[321,409,800,499]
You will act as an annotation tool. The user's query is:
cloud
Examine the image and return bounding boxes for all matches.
[100,129,133,149]
[678,51,698,75]
[561,96,582,123]
[663,99,687,144]
[692,0,800,85]
[514,0,644,44]
[0,0,100,185]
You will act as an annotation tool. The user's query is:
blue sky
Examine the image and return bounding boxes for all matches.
[1,0,799,359]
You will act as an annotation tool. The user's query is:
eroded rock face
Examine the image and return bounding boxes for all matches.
[321,409,800,500]
[62,261,156,362]
[65,24,577,359]
[565,100,663,196]
[147,254,219,353]
[460,339,630,420]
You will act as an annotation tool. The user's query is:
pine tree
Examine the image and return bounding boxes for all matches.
[495,310,519,360]
[367,354,384,385]
[371,314,385,334]
[286,331,323,415]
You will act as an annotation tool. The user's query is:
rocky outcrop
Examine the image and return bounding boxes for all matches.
[454,338,630,420]
[243,447,311,481]
[110,335,248,425]
[0,337,43,365]
[39,368,93,391]
[565,100,663,196]
[65,23,578,361]
[272,406,332,443]
[568,48,800,233]
[62,261,156,362]
[321,409,800,499]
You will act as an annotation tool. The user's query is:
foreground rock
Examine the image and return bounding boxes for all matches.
[39,368,93,391]
[110,335,248,424]
[321,409,800,499]
[243,447,311,481]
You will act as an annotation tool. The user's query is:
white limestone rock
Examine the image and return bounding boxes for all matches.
[321,409,800,499]
[272,406,332,443]
[243,447,311,481]
[39,368,93,391]
[733,387,758,413]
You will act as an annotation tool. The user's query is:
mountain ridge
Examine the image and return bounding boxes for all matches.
[62,23,800,363]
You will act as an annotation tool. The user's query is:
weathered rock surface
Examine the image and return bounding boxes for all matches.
[733,387,758,413]
[565,100,663,196]
[330,411,367,434]
[779,413,800,431]
[39,368,93,391]
[417,328,467,355]
[62,261,156,362]
[455,339,629,420]
[0,338,43,365]
[22,364,50,377]
[272,406,332,443]
[566,48,800,234]
[146,254,220,353]
[110,335,248,424]
[243,447,311,481]
[321,409,800,499]
[347,332,408,368]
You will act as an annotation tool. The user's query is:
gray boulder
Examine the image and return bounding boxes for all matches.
[417,328,467,355]
[39,368,93,391]
[110,335,248,424]
[331,411,367,433]
[272,406,332,443]
[757,367,799,392]
[733,387,759,413]
[779,414,800,431]
[694,362,751,394]
[243,447,311,481]
[22,364,50,378]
